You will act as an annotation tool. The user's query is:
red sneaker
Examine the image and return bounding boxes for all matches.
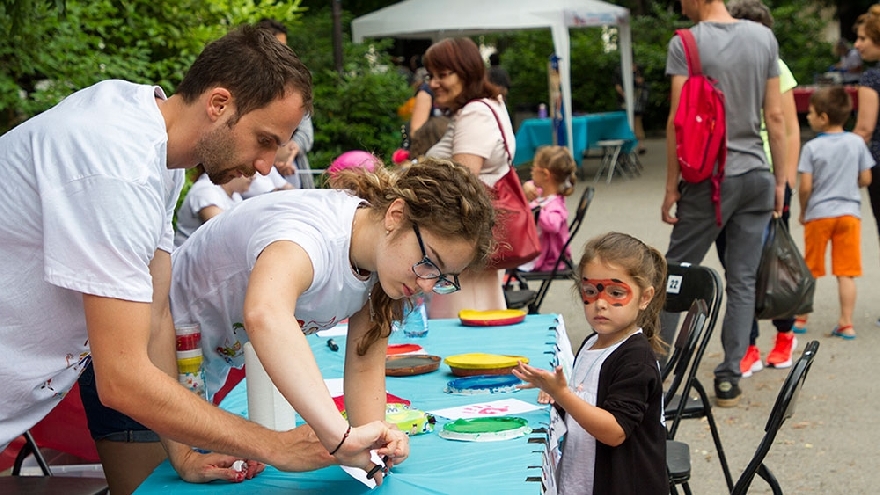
[766,332,797,369]
[740,345,762,378]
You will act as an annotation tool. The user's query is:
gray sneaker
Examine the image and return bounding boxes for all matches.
[714,378,741,407]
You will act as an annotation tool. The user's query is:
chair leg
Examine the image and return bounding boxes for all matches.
[692,380,734,491]
[605,146,622,184]
[14,431,52,476]
[623,152,641,177]
[756,464,783,495]
[592,153,609,183]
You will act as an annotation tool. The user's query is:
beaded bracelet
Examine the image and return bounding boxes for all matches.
[329,425,351,456]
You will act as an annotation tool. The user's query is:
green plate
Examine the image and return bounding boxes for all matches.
[439,416,531,442]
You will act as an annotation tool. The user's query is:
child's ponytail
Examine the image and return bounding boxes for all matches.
[638,246,668,356]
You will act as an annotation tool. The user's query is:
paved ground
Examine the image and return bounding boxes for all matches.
[534,137,878,494]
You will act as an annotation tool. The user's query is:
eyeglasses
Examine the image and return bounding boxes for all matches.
[580,278,634,306]
[424,70,454,82]
[412,224,461,294]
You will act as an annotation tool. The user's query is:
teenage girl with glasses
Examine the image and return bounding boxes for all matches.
[167,157,495,480]
[513,232,668,494]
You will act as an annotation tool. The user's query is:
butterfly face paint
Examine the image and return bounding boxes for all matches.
[580,278,634,306]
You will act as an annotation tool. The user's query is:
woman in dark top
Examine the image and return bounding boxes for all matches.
[853,6,880,325]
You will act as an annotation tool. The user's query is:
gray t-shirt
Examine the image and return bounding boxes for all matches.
[798,132,875,221]
[667,21,780,176]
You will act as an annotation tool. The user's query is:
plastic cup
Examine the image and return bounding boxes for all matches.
[175,323,201,351]
[176,349,203,374]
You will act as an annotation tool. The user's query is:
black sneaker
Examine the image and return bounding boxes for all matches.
[714,378,741,407]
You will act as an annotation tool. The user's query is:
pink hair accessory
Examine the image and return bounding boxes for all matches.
[392,148,411,165]
[329,150,380,177]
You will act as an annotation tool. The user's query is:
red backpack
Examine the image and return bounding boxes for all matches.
[673,29,727,225]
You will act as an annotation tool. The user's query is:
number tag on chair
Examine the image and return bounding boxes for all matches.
[667,275,683,294]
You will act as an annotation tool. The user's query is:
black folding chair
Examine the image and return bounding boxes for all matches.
[660,262,733,493]
[0,431,109,495]
[731,341,819,495]
[503,186,595,313]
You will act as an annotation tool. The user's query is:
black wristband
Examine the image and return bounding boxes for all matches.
[329,425,351,456]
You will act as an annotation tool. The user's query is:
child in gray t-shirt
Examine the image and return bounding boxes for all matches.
[795,86,874,339]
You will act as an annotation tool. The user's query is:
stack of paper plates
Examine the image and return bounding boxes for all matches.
[458,309,527,327]
[444,374,522,395]
[444,353,528,377]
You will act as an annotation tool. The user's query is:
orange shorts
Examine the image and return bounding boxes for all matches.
[803,216,861,278]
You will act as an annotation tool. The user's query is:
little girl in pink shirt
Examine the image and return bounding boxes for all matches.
[522,146,577,272]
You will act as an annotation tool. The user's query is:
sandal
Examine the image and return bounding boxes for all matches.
[831,325,856,340]
[792,317,808,334]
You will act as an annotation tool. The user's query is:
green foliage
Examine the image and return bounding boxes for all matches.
[765,0,835,85]
[0,0,305,132]
[498,0,833,133]
[287,7,411,169]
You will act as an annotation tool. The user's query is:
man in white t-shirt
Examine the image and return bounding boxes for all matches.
[0,25,402,493]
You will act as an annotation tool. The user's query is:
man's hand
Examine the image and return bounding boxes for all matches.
[168,446,265,484]
[271,424,338,472]
[661,188,681,225]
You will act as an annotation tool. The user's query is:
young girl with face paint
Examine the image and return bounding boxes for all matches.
[513,232,668,495]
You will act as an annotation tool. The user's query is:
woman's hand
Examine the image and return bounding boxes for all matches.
[332,421,410,487]
[168,445,265,484]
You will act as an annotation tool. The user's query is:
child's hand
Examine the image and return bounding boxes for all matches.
[512,361,568,401]
[514,380,555,404]
[522,180,539,202]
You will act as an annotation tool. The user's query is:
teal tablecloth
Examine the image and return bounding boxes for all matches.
[514,111,635,166]
[134,314,569,495]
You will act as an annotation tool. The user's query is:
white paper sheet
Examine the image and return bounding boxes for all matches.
[340,450,385,489]
[427,398,545,420]
[317,324,348,337]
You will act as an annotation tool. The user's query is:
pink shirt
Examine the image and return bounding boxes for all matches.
[529,195,571,271]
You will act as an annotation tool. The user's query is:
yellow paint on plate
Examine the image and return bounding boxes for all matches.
[444,353,529,370]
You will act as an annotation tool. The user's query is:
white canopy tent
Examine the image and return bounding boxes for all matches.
[352,0,634,161]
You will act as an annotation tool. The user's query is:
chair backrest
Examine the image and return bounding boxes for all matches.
[567,185,595,241]
[731,341,820,495]
[528,186,595,312]
[661,298,708,385]
[662,262,723,437]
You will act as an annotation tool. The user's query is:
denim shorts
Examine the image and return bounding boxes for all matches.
[78,362,160,443]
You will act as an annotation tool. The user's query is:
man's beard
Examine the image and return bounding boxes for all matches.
[195,124,238,184]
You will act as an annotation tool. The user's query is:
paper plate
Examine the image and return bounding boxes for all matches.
[444,353,529,377]
[439,417,531,442]
[385,355,441,377]
[459,309,526,327]
[444,374,522,394]
[386,343,425,356]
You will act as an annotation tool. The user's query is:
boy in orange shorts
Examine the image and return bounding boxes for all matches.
[796,86,874,339]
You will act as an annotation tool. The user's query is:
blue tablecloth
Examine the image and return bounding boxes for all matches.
[514,111,636,166]
[135,314,568,495]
